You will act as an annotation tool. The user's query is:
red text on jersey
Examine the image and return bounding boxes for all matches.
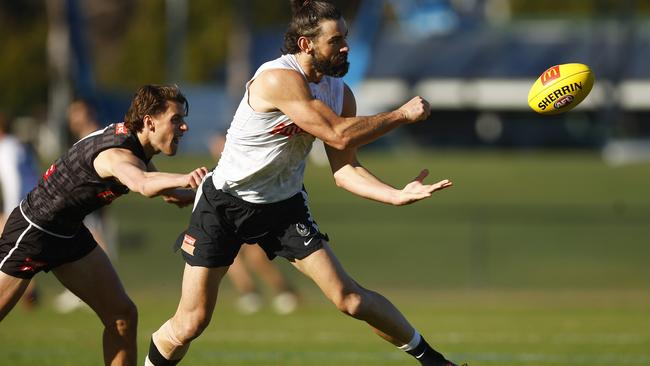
[43,164,56,180]
[270,122,304,138]
[97,189,122,203]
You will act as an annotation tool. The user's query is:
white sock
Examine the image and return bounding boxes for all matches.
[398,330,422,351]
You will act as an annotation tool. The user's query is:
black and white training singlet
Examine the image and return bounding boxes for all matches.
[21,123,150,236]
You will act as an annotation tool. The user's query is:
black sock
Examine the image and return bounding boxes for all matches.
[147,338,180,366]
[405,336,450,366]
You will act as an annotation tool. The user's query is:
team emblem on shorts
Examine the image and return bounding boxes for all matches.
[296,223,310,237]
[181,234,196,255]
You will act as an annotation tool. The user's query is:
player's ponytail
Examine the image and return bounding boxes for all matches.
[289,0,310,14]
[282,0,341,54]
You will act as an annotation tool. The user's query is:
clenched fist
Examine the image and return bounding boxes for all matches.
[397,96,431,123]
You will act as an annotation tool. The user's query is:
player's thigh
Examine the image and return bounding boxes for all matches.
[0,272,30,320]
[291,243,358,300]
[178,264,228,313]
[52,246,132,321]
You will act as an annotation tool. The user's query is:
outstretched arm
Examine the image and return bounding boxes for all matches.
[250,69,431,150]
[326,84,452,205]
[327,147,452,206]
[93,148,208,198]
[146,161,201,207]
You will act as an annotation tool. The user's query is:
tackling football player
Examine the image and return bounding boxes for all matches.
[0,85,208,366]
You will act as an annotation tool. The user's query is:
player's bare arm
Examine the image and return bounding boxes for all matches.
[94,148,208,197]
[329,153,452,205]
[146,161,199,207]
[325,85,452,206]
[249,69,430,150]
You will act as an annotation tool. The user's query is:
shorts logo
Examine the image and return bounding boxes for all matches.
[181,234,196,255]
[296,223,310,237]
[20,257,47,273]
[115,123,128,135]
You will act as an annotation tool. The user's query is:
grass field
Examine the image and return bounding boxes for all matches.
[2,149,650,365]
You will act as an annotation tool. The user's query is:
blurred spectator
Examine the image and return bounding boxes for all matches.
[68,100,118,258]
[0,112,41,307]
[228,245,300,315]
[53,100,119,313]
[210,133,299,314]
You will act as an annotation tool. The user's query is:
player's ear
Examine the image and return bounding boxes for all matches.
[143,115,155,131]
[297,36,313,54]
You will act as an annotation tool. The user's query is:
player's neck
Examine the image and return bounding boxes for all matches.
[136,131,157,160]
[295,53,324,84]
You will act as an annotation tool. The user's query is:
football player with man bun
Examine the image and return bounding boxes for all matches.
[146,1,463,366]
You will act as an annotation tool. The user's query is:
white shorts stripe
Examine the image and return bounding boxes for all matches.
[19,201,75,239]
[0,223,33,271]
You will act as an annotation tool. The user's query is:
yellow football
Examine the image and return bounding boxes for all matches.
[527,63,594,115]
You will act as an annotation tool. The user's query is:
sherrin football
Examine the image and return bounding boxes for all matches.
[528,63,594,115]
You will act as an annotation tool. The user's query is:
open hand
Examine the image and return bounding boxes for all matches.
[394,169,452,206]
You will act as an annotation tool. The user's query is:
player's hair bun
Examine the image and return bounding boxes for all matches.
[291,0,320,14]
[290,0,307,14]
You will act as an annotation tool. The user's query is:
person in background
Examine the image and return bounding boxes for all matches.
[0,113,40,229]
[0,113,41,308]
[53,100,120,313]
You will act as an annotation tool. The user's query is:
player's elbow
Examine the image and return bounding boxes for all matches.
[332,170,351,189]
[140,190,158,198]
[324,133,352,150]
[132,181,158,198]
[333,175,345,189]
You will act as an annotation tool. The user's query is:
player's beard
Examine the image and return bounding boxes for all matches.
[311,50,349,78]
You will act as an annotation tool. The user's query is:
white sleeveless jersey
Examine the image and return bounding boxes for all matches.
[212,54,344,203]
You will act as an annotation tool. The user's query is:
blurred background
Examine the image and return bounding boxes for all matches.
[2,0,650,158]
[1,1,650,365]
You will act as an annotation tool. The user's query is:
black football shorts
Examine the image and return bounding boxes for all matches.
[175,179,329,268]
[0,207,97,279]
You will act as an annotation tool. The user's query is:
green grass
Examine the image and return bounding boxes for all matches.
[2,149,650,365]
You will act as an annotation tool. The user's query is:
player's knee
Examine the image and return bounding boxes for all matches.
[106,299,138,337]
[334,291,366,318]
[174,310,212,343]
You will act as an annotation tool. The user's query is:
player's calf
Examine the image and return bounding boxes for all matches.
[99,299,138,365]
[146,319,199,365]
